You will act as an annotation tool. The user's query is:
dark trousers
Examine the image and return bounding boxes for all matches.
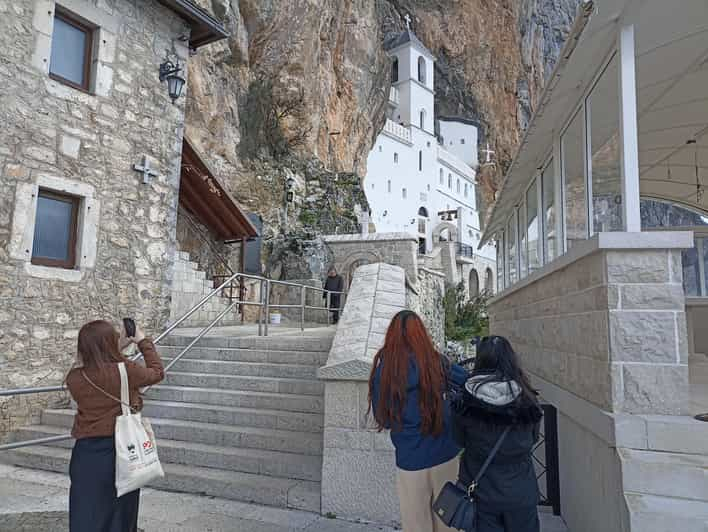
[70,436,140,532]
[330,309,340,324]
[474,504,540,532]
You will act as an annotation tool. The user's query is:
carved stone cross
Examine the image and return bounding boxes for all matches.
[404,13,411,30]
[133,156,160,184]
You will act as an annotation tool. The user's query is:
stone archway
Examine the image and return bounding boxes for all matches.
[469,269,479,297]
[341,250,382,287]
[432,221,458,244]
[485,267,494,294]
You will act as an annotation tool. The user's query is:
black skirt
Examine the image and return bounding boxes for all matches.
[69,436,140,532]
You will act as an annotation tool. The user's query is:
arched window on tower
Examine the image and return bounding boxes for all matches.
[391,57,399,83]
[419,109,426,130]
[417,56,426,84]
[448,174,452,189]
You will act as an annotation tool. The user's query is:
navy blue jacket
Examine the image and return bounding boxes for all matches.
[371,356,467,471]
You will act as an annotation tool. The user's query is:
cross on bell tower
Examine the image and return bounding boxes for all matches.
[404,13,411,30]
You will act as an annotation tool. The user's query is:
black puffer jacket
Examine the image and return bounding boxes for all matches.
[451,371,543,510]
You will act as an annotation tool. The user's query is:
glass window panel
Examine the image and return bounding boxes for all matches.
[496,238,504,291]
[526,179,540,273]
[50,16,88,86]
[588,55,622,232]
[33,194,74,262]
[703,238,708,297]
[683,247,701,296]
[542,159,557,263]
[518,206,527,278]
[562,109,587,249]
[507,215,517,285]
[640,198,708,228]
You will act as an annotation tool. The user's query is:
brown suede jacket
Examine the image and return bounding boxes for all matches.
[66,339,164,439]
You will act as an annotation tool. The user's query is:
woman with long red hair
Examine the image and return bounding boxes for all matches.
[368,310,466,532]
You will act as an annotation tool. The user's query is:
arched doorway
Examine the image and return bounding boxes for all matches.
[469,269,479,297]
[485,267,494,294]
[418,207,429,254]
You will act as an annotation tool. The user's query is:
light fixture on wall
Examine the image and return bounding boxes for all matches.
[285,176,295,203]
[159,56,186,104]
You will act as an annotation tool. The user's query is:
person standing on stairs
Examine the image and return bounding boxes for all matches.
[368,310,468,532]
[323,266,344,324]
[65,320,164,532]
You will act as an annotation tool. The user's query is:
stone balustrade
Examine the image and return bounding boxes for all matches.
[382,119,412,144]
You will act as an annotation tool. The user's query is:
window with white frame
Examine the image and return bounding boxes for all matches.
[518,205,527,279]
[50,7,96,92]
[562,109,587,250]
[387,180,392,193]
[588,54,622,233]
[506,214,517,285]
[542,158,558,263]
[497,234,505,290]
[526,178,541,274]
[464,183,468,197]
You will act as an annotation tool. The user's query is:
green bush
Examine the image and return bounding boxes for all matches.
[443,282,489,342]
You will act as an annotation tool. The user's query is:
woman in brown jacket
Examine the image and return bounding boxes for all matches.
[65,320,164,532]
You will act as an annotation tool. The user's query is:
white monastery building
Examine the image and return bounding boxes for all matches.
[363,24,497,293]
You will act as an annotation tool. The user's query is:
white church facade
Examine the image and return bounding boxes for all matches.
[363,26,497,294]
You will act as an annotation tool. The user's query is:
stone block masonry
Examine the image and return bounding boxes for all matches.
[489,233,692,415]
[0,0,193,437]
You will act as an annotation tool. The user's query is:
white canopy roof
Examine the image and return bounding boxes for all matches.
[482,0,708,244]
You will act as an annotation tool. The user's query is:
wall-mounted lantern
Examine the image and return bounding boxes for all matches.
[159,57,186,104]
[285,176,295,203]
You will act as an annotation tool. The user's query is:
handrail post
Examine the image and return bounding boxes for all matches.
[300,285,306,332]
[257,278,264,336]
[264,280,270,337]
[326,291,331,325]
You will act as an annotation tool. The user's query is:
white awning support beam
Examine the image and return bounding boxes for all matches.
[618,24,642,232]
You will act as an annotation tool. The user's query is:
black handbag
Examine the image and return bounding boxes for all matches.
[432,427,511,531]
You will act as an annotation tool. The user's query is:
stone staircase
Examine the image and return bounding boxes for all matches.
[170,251,240,327]
[2,329,334,512]
[620,416,708,532]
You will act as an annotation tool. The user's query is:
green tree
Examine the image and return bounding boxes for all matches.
[443,282,489,342]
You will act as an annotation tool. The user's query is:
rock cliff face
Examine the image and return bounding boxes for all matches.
[185,0,580,276]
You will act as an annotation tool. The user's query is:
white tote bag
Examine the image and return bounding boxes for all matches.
[113,362,164,497]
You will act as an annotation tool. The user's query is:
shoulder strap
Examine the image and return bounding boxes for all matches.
[469,426,511,494]
[81,363,133,414]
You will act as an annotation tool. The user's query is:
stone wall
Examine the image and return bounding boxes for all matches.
[407,267,445,349]
[318,263,407,526]
[0,0,191,435]
[489,233,692,415]
[322,233,418,288]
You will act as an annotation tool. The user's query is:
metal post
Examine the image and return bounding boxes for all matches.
[257,278,264,337]
[326,291,331,325]
[618,23,641,232]
[300,285,306,332]
[264,280,270,337]
[543,404,561,516]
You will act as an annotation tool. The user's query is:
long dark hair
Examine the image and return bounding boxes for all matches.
[473,335,538,404]
[368,310,446,436]
[76,320,124,371]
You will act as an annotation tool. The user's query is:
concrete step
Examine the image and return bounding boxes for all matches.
[162,335,333,352]
[158,345,329,366]
[146,386,324,414]
[41,409,323,456]
[141,400,323,433]
[641,415,708,455]
[161,358,318,379]
[625,492,708,532]
[620,448,708,501]
[162,372,324,396]
[0,445,320,512]
[13,426,322,482]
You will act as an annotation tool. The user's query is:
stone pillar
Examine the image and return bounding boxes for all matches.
[318,263,407,526]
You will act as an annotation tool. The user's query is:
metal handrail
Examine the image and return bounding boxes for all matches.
[0,270,345,451]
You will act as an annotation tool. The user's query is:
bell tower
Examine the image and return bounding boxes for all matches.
[385,18,435,133]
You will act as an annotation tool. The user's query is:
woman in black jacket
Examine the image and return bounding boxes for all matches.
[451,336,543,532]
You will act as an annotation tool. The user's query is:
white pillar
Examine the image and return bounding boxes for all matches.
[553,135,564,256]
[618,24,641,232]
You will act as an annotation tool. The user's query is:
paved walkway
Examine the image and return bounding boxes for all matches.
[0,465,567,532]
